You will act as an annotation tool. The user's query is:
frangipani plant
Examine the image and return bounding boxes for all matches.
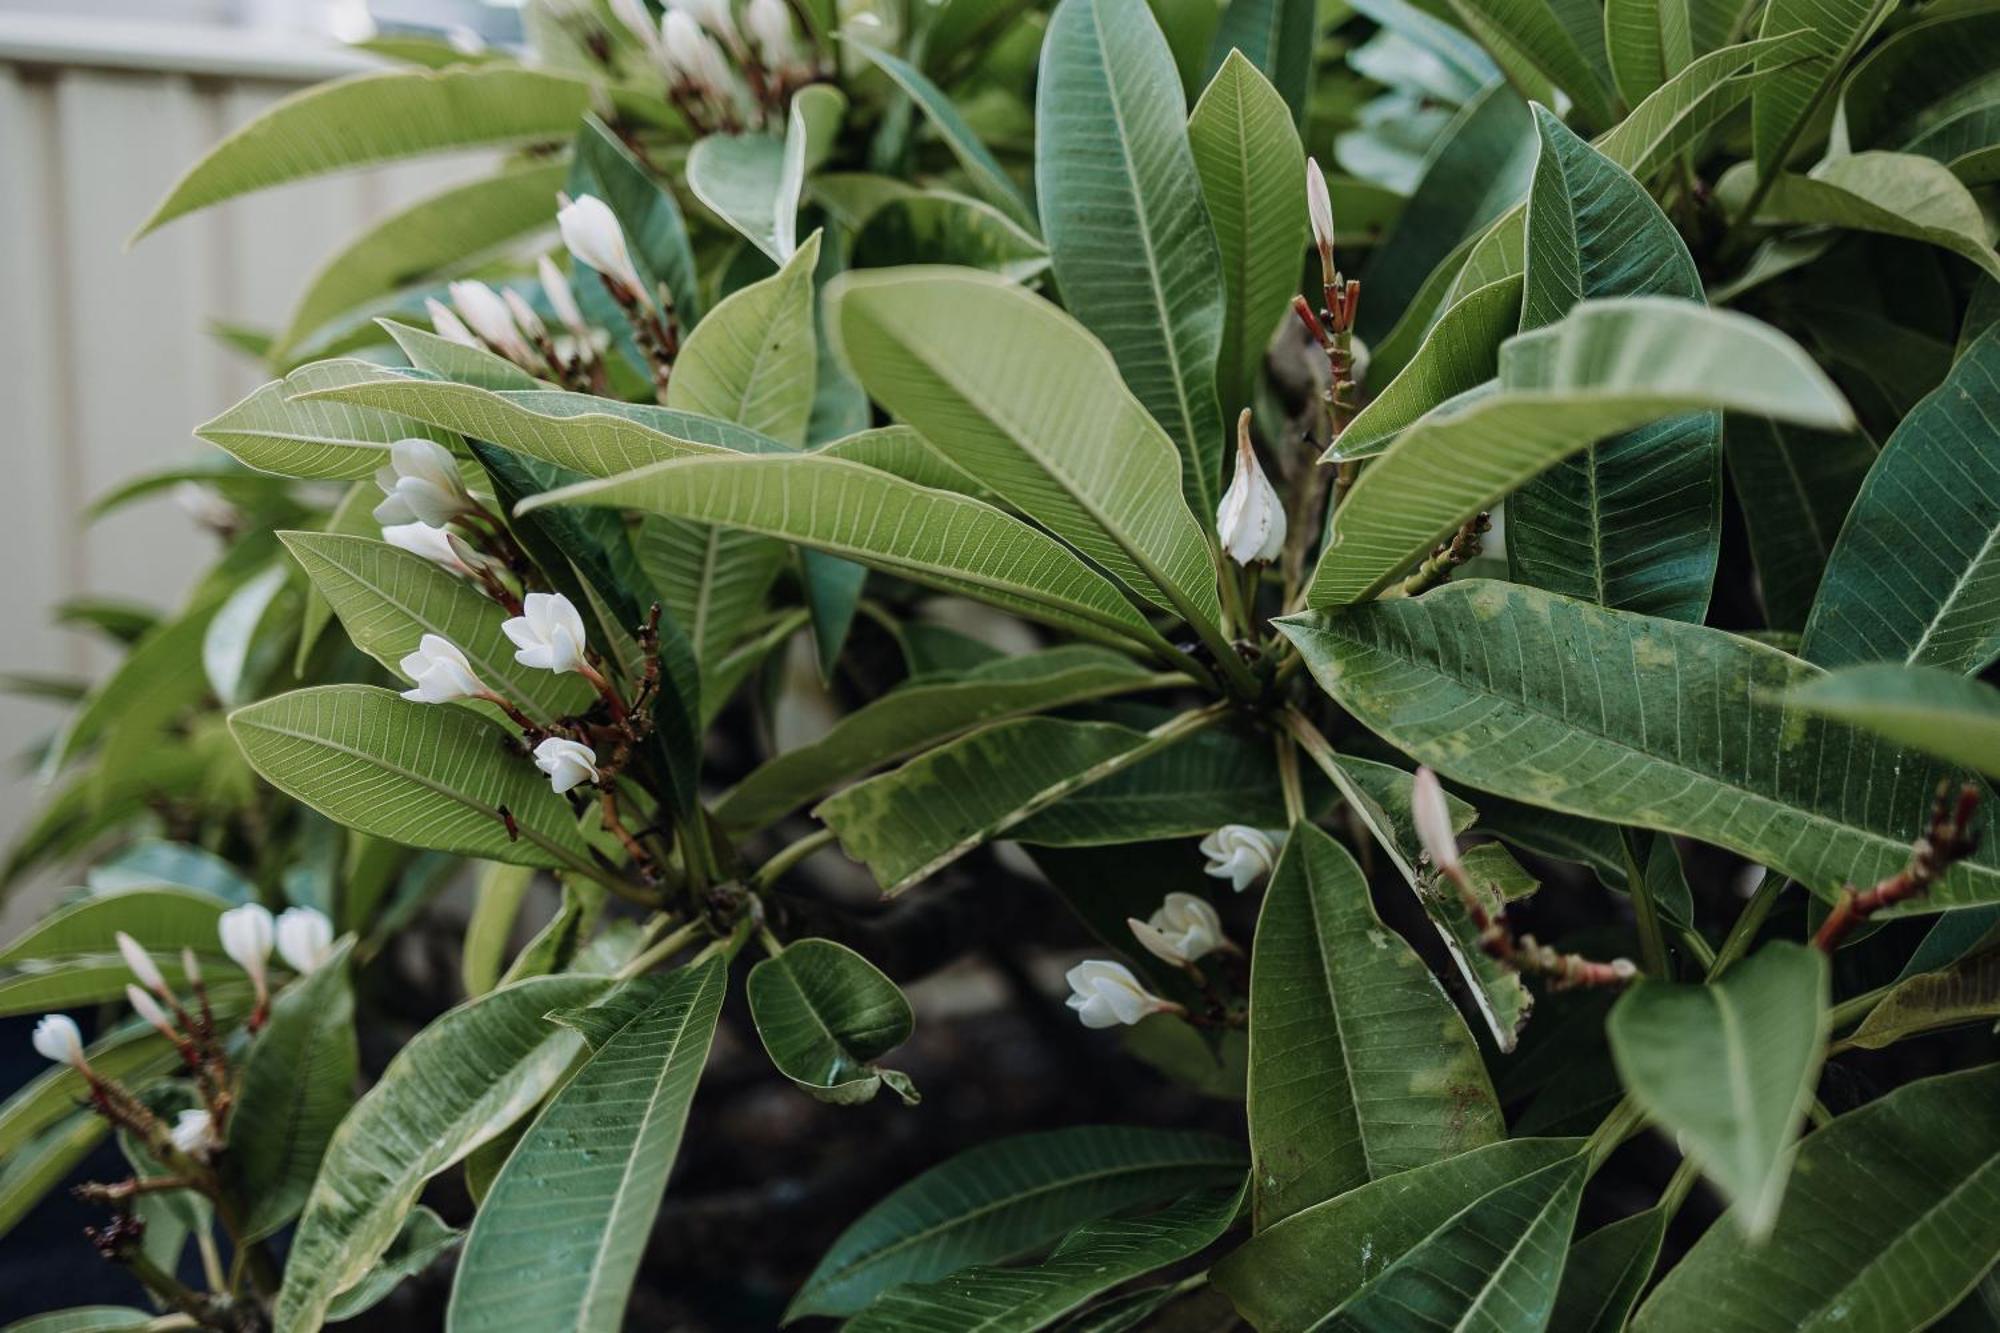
[4,0,2000,1328]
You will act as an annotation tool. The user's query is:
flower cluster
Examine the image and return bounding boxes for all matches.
[608,0,819,133]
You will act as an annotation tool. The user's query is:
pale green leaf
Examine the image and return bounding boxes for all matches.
[668,231,821,445]
[1747,152,2000,282]
[1751,0,1896,178]
[1340,274,1522,460]
[197,361,459,481]
[0,888,229,967]
[1783,665,2000,780]
[1835,6,2000,183]
[850,193,1051,282]
[847,45,1035,230]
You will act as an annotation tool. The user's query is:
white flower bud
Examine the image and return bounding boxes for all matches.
[533,737,601,794]
[181,948,202,987]
[743,0,795,64]
[380,521,501,581]
[662,10,736,95]
[1216,411,1286,566]
[424,297,482,350]
[502,592,590,675]
[558,194,651,308]
[1064,960,1171,1029]
[448,280,534,364]
[1200,824,1279,893]
[609,0,662,49]
[373,437,475,528]
[126,985,176,1039]
[1306,157,1335,279]
[398,633,487,705]
[671,0,745,54]
[502,288,548,344]
[218,903,274,1002]
[32,1014,86,1067]
[276,907,336,975]
[1411,766,1462,877]
[538,255,590,340]
[116,932,167,996]
[169,1108,216,1160]
[1127,892,1228,965]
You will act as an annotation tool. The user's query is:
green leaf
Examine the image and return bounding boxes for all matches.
[634,516,786,668]
[1549,1207,1669,1333]
[847,45,1036,230]
[715,648,1163,829]
[1840,944,2000,1052]
[1305,299,1853,606]
[850,193,1051,281]
[844,1183,1245,1332]
[668,231,821,446]
[197,361,459,481]
[1205,0,1317,124]
[811,423,994,499]
[1248,823,1503,1228]
[0,959,242,1017]
[1008,722,1292,844]
[1513,106,1721,622]
[447,963,726,1333]
[1746,152,2000,282]
[1211,1137,1583,1328]
[748,940,917,1105]
[323,1207,460,1323]
[0,1114,106,1240]
[685,133,789,266]
[1037,0,1229,518]
[521,450,1170,652]
[0,1309,152,1333]
[827,267,1222,629]
[279,532,594,724]
[275,161,568,358]
[273,974,608,1331]
[1445,0,1614,125]
[569,114,702,325]
[1722,418,1876,633]
[228,685,596,870]
[1800,324,2000,674]
[1784,665,2000,780]
[1751,0,1895,179]
[461,862,536,998]
[135,66,592,237]
[1189,52,1308,426]
[789,1125,1244,1320]
[814,716,1156,893]
[1604,0,1690,105]
[297,481,386,673]
[1835,6,2000,183]
[227,938,361,1241]
[0,888,228,967]
[1341,275,1523,461]
[1635,1064,2000,1333]
[1608,941,1829,1238]
[1279,580,2000,910]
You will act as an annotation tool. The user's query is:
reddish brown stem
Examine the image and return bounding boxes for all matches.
[1815,782,1982,952]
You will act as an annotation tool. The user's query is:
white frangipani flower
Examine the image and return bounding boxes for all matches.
[502,288,548,344]
[1127,892,1229,965]
[399,634,487,704]
[1216,411,1286,566]
[1306,157,1335,279]
[671,0,745,54]
[538,255,590,340]
[662,10,736,96]
[503,592,590,675]
[1064,960,1172,1029]
[373,437,475,527]
[169,1108,216,1159]
[1200,824,1280,893]
[609,0,662,48]
[116,931,167,996]
[126,985,176,1039]
[218,903,275,1005]
[32,1014,86,1068]
[425,297,482,350]
[743,0,795,63]
[558,194,651,307]
[533,737,601,794]
[181,948,202,987]
[448,280,534,363]
[380,521,500,580]
[1411,766,1462,879]
[276,907,336,974]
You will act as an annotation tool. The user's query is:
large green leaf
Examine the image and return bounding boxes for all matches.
[1007,722,1292,844]
[1448,0,1615,124]
[1512,107,1720,623]
[1212,1138,1583,1328]
[275,161,567,358]
[634,516,786,668]
[847,45,1036,230]
[1800,324,2000,674]
[280,531,594,724]
[1608,941,1828,1238]
[1745,153,2000,282]
[1037,0,1229,518]
[1189,52,1308,426]
[227,938,360,1241]
[850,193,1051,281]
[520,453,1169,649]
[1205,0,1317,124]
[1722,418,1876,632]
[748,940,917,1105]
[715,648,1163,829]
[197,361,459,481]
[229,685,595,870]
[1835,6,2000,183]
[0,888,228,967]
[323,1207,461,1324]
[669,232,821,446]
[787,1125,1246,1320]
[814,716,1155,893]
[1279,580,2000,910]
[447,963,726,1333]
[845,1183,1244,1332]
[1248,823,1502,1229]
[828,267,1221,629]
[1751,0,1896,179]
[136,66,592,237]
[1340,275,1522,461]
[1635,1063,2000,1333]
[1604,0,1690,105]
[1549,1207,1668,1333]
[1304,299,1852,606]
[273,974,609,1331]
[1784,665,2000,779]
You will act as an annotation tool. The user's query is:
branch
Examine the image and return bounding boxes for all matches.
[1814,781,1982,953]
